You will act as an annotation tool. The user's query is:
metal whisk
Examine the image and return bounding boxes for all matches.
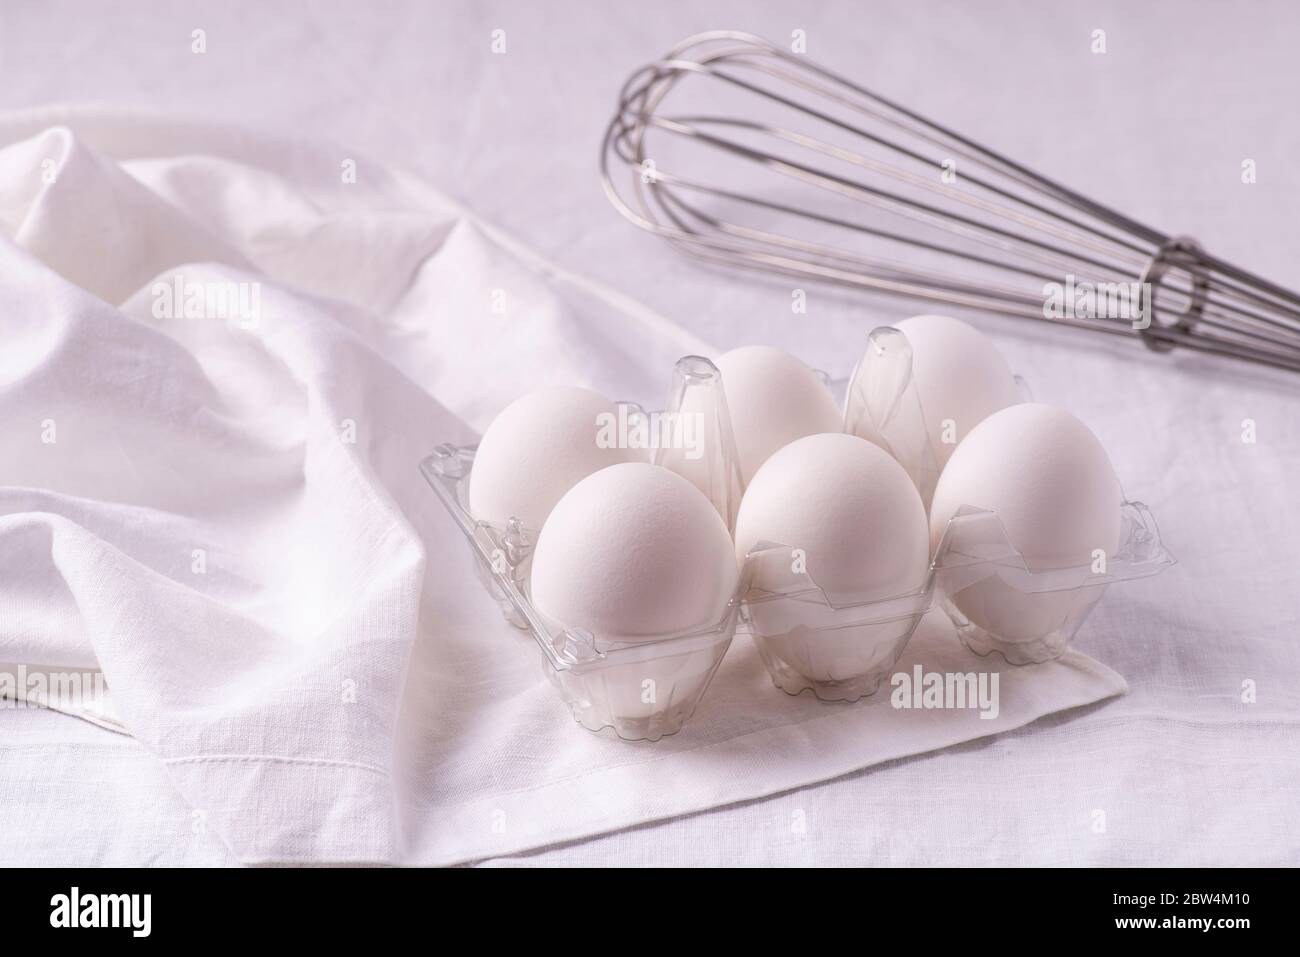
[600,31,1300,374]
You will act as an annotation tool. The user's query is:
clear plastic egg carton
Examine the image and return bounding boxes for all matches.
[420,329,1175,738]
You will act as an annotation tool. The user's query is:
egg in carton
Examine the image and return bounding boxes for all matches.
[788,320,1176,681]
[420,358,745,741]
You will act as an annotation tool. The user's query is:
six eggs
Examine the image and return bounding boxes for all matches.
[468,314,1125,704]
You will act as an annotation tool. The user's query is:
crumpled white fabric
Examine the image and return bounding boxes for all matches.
[0,107,1127,865]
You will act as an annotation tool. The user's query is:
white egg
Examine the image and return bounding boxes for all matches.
[531,462,740,721]
[894,314,1021,471]
[929,403,1123,644]
[715,345,842,485]
[469,385,640,532]
[734,432,930,683]
[532,462,738,639]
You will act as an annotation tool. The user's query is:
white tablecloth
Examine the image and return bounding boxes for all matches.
[1,0,1297,866]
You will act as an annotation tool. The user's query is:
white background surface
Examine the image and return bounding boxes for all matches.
[2,0,1298,866]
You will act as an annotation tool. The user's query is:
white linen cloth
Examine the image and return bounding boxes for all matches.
[0,108,1128,865]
